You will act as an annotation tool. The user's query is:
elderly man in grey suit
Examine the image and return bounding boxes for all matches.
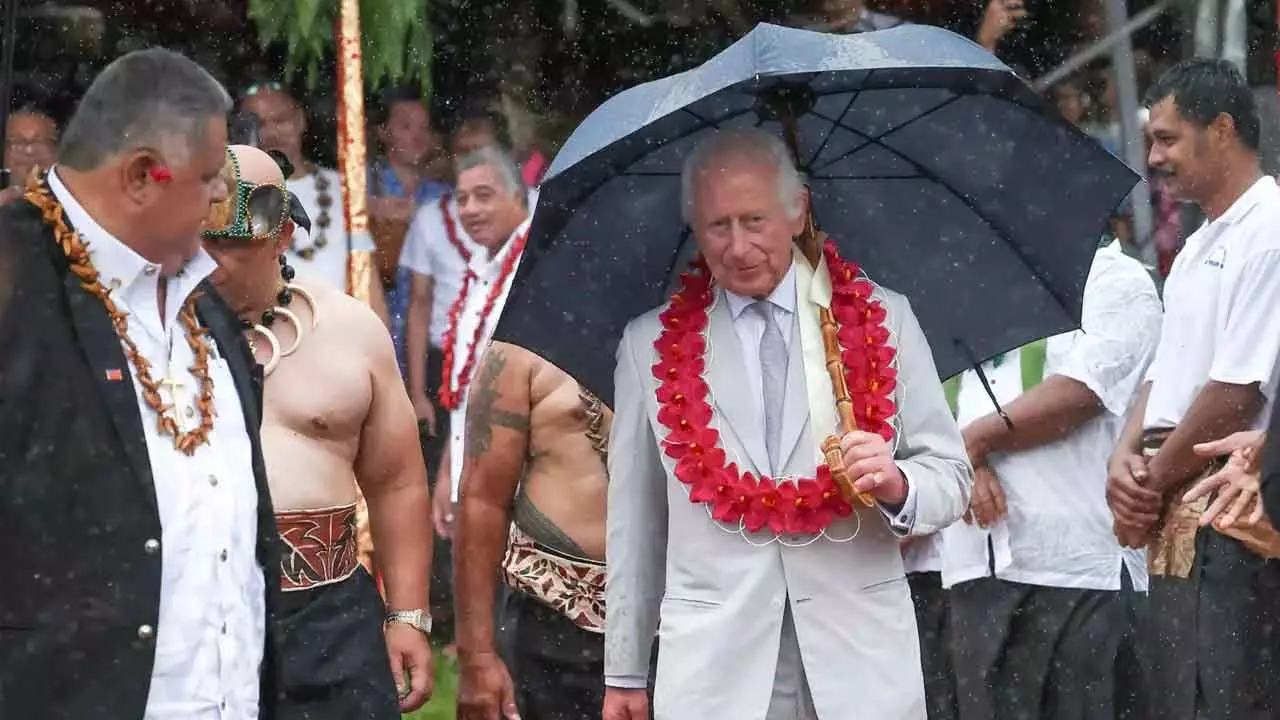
[602,127,973,720]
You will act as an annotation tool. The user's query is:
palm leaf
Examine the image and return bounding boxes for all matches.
[247,0,433,97]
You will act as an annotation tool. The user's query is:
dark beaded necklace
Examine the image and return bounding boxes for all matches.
[243,255,298,330]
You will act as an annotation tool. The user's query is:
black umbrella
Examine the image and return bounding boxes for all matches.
[493,22,1138,408]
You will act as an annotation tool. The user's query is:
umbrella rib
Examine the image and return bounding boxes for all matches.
[662,226,694,292]
[681,107,722,129]
[811,105,1076,320]
[555,106,755,220]
[808,95,961,175]
[806,83,867,171]
[813,174,924,180]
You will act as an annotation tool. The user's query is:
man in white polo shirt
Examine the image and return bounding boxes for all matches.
[940,238,1162,719]
[1107,59,1280,720]
[431,146,531,507]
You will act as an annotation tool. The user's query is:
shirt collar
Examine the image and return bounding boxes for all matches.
[724,260,798,320]
[1213,175,1275,227]
[46,166,216,318]
[48,166,157,293]
[467,214,533,277]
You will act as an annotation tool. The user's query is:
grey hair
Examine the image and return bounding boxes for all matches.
[58,48,232,171]
[455,144,526,201]
[680,128,805,224]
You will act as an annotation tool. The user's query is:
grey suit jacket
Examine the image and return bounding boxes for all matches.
[604,283,972,720]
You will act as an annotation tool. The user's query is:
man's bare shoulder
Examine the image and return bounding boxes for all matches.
[487,340,543,375]
[300,277,395,358]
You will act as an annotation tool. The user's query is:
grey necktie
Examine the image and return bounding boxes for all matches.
[751,301,787,473]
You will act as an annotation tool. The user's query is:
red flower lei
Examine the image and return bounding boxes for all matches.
[438,230,528,410]
[439,194,472,263]
[653,240,898,536]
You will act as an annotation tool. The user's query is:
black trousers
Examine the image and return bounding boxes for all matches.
[422,344,454,644]
[1145,530,1280,720]
[276,568,400,720]
[421,345,450,478]
[497,587,606,720]
[909,571,958,720]
[949,568,1147,720]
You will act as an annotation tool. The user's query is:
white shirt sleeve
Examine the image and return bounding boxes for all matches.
[323,169,375,252]
[1210,248,1280,395]
[399,204,436,277]
[1055,255,1164,416]
[879,473,919,535]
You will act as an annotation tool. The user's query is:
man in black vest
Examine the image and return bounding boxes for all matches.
[0,49,280,719]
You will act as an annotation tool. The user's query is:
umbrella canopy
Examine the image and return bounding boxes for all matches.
[494,22,1138,408]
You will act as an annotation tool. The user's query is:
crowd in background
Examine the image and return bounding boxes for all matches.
[0,6,1213,668]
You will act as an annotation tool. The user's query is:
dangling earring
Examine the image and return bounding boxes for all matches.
[279,253,295,282]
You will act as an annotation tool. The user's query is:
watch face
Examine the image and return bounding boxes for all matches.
[388,610,432,634]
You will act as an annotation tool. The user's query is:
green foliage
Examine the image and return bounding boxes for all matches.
[247,0,433,96]
[402,648,458,720]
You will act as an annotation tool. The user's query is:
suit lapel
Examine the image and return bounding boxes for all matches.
[706,296,770,476]
[196,286,261,431]
[62,271,157,513]
[777,317,810,472]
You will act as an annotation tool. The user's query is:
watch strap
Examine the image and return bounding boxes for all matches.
[385,609,432,635]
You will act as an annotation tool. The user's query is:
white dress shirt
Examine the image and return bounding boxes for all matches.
[399,194,485,347]
[940,243,1163,592]
[448,216,533,501]
[1144,176,1280,431]
[284,167,375,291]
[722,261,917,531]
[50,170,266,719]
[400,189,539,347]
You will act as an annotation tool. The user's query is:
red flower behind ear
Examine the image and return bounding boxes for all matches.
[149,167,173,183]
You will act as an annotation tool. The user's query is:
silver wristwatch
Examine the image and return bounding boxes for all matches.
[385,609,432,635]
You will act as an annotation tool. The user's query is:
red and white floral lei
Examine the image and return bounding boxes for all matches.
[652,240,898,535]
[438,230,528,411]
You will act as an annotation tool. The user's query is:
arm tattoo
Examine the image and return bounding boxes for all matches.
[465,347,531,463]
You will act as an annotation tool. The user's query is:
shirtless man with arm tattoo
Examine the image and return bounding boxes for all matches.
[454,341,612,720]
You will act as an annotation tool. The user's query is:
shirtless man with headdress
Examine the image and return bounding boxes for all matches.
[200,144,435,718]
[454,341,615,720]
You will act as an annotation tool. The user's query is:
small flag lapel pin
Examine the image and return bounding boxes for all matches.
[104,368,124,382]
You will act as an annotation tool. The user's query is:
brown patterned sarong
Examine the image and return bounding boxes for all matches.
[501,523,606,634]
[1143,429,1225,579]
[276,503,360,592]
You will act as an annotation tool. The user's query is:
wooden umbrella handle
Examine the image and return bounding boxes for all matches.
[782,118,876,509]
[819,307,876,507]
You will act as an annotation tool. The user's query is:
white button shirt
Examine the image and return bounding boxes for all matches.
[939,243,1163,592]
[722,261,917,531]
[284,167,375,291]
[448,217,533,501]
[1144,176,1280,430]
[50,170,266,719]
[400,189,539,347]
[399,194,485,347]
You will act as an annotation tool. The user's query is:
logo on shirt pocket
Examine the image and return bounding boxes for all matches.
[1204,246,1226,269]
